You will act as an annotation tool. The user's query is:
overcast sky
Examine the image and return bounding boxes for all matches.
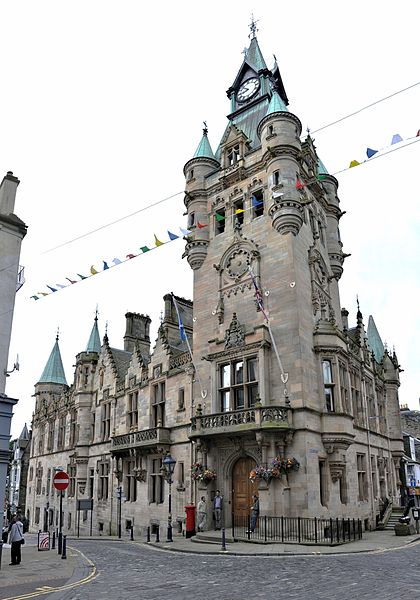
[2,0,419,438]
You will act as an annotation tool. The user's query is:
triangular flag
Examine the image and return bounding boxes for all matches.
[154,234,164,246]
[168,231,179,240]
[90,265,98,275]
[272,191,284,199]
[77,274,87,280]
[66,277,77,284]
[235,209,244,214]
[112,258,122,265]
[30,295,39,300]
[197,221,208,228]
[295,180,305,190]
[366,148,378,158]
[215,212,225,221]
[349,160,360,168]
[391,134,403,145]
[251,195,263,207]
[55,283,66,289]
[179,227,192,236]
[317,174,327,181]
[37,292,49,296]
[416,129,420,137]
[140,246,150,253]
[126,253,137,259]
[47,285,57,292]
[103,261,109,270]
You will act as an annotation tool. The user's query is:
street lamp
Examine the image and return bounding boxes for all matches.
[162,454,176,542]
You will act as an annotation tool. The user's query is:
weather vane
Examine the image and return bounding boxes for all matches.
[203,121,208,135]
[249,14,259,39]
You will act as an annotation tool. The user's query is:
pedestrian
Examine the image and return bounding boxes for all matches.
[197,496,207,532]
[9,515,24,566]
[249,494,259,533]
[213,490,223,530]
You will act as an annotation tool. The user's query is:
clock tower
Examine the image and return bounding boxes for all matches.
[183,25,403,523]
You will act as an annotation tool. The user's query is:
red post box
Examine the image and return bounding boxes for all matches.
[185,505,196,538]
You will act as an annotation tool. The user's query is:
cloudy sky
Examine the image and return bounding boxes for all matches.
[2,0,419,438]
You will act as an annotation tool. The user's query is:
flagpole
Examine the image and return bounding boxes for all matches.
[171,293,207,399]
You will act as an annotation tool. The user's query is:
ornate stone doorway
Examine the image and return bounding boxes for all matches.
[232,456,258,519]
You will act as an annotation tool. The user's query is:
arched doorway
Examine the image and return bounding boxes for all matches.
[232,456,258,519]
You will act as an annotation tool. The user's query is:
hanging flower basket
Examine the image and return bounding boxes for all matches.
[249,457,300,483]
[191,462,217,483]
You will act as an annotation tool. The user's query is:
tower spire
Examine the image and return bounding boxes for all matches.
[86,307,101,353]
[38,333,68,385]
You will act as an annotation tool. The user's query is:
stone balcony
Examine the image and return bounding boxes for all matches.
[189,405,292,439]
[111,426,171,453]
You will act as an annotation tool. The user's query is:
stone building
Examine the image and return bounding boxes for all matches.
[26,30,404,537]
[7,424,30,518]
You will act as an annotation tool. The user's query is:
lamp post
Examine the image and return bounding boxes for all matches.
[162,454,176,543]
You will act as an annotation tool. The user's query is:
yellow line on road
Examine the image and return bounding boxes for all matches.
[1,547,98,600]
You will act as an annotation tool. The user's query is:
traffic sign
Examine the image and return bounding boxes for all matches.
[53,471,70,491]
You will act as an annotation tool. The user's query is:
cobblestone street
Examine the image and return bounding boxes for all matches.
[39,539,420,600]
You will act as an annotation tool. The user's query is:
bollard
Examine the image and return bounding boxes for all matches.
[61,535,67,560]
[52,531,56,550]
[130,525,134,541]
[155,526,160,543]
[58,531,62,555]
[221,527,227,551]
[146,526,150,543]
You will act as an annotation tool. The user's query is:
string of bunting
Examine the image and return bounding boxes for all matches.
[30,127,420,301]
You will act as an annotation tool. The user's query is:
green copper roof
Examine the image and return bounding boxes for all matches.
[246,37,267,72]
[266,90,288,115]
[367,316,385,362]
[38,336,68,385]
[86,316,101,353]
[318,158,329,175]
[193,131,216,160]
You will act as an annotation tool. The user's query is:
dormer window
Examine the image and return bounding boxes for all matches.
[227,145,240,166]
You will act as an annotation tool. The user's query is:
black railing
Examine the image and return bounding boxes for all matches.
[232,514,362,545]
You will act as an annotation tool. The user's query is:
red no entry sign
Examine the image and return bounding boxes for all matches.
[53,471,70,491]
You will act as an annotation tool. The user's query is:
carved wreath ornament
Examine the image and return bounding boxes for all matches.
[226,248,251,280]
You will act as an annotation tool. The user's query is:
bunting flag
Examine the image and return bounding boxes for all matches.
[295,179,305,190]
[47,285,57,292]
[349,160,361,168]
[126,253,137,259]
[37,292,49,296]
[215,212,225,221]
[179,227,192,236]
[272,191,284,199]
[391,134,403,144]
[103,261,109,270]
[417,130,420,137]
[251,195,263,207]
[366,148,378,158]
[317,174,327,181]
[140,246,150,253]
[154,234,164,246]
[235,208,245,214]
[56,284,66,289]
[197,221,207,228]
[90,266,98,275]
[112,258,122,265]
[77,274,87,280]
[168,231,179,240]
[66,277,77,284]
[30,295,39,300]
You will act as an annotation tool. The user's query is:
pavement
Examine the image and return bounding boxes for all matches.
[1,527,420,599]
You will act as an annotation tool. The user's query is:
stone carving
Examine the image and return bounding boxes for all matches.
[308,246,335,325]
[224,313,245,349]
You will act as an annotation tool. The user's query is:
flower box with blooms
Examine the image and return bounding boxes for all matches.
[249,457,300,483]
[191,462,217,483]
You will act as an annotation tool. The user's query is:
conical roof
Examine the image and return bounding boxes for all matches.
[19,423,29,441]
[38,335,68,385]
[318,158,329,175]
[367,316,385,362]
[193,130,216,160]
[245,36,267,72]
[86,315,101,353]
[266,90,288,115]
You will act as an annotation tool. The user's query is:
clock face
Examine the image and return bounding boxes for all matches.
[237,77,260,103]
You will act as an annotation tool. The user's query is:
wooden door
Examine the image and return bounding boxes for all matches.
[232,457,258,519]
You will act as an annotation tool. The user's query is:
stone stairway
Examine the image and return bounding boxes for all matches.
[385,508,405,530]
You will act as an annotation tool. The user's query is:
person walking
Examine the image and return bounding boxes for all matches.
[213,490,223,530]
[249,494,259,533]
[197,496,207,532]
[9,515,24,565]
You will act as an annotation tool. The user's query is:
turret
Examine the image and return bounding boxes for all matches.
[35,333,68,411]
[183,125,219,270]
[257,91,304,236]
[74,314,102,391]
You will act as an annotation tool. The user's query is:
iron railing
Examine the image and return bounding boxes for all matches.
[232,514,362,545]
